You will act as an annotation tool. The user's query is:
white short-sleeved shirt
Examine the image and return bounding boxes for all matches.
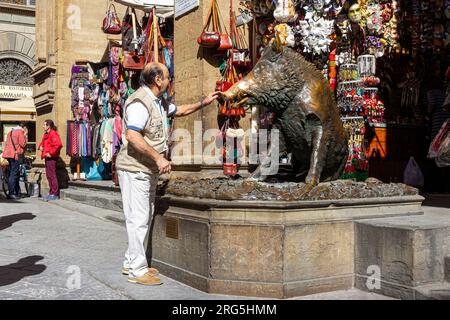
[126,100,177,132]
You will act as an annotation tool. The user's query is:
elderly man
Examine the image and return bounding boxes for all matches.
[116,62,219,286]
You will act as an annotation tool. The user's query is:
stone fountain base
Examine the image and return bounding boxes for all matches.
[151,178,424,298]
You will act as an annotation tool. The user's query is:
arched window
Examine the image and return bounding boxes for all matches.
[0,58,34,86]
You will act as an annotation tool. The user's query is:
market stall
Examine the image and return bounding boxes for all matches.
[205,0,449,187]
[66,0,174,182]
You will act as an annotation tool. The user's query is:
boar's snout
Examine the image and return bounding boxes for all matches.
[220,85,241,102]
[222,78,253,102]
[218,90,233,101]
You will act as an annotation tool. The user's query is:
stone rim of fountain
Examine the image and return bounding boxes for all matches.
[162,194,425,210]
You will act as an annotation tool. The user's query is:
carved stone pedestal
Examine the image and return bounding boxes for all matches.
[151,195,424,298]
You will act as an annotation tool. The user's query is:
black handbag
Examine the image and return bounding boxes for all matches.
[122,7,142,52]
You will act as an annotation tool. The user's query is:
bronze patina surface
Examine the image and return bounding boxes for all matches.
[221,43,349,189]
[164,177,418,201]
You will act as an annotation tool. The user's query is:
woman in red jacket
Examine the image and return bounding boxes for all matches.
[38,120,63,201]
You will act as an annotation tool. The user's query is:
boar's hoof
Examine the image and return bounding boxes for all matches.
[247,169,268,182]
[305,175,318,186]
[298,182,316,199]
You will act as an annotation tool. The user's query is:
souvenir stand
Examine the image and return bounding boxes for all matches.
[221,0,448,184]
[198,0,253,176]
[67,1,174,183]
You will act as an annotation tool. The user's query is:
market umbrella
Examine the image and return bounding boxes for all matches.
[114,0,174,17]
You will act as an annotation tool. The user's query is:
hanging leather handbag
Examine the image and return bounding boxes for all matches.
[216,80,233,92]
[102,2,122,34]
[218,34,233,50]
[123,51,145,70]
[122,7,142,52]
[197,31,220,47]
[216,1,233,50]
[122,7,144,70]
[197,0,221,48]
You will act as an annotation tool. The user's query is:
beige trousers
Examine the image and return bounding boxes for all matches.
[118,170,158,277]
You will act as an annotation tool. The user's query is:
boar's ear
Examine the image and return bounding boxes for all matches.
[267,43,282,62]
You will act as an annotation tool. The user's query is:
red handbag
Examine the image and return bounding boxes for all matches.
[102,2,121,34]
[123,51,145,70]
[197,0,221,48]
[223,163,238,175]
[216,80,233,92]
[217,0,233,51]
[197,31,220,47]
[218,34,233,50]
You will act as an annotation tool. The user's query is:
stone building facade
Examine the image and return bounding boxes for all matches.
[0,0,37,153]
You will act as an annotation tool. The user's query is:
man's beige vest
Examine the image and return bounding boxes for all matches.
[116,86,168,174]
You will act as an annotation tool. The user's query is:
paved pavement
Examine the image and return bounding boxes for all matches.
[0,195,400,300]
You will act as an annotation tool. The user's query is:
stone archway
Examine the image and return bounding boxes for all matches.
[0,31,36,70]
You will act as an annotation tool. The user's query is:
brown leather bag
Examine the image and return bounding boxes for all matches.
[197,0,221,48]
[197,32,221,47]
[216,0,233,51]
[218,34,233,50]
[122,7,144,70]
[102,2,121,34]
[123,51,145,70]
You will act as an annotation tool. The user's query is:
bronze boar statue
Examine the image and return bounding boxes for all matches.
[221,43,349,189]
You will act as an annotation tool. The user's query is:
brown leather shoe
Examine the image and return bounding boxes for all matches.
[127,272,163,286]
[122,267,159,276]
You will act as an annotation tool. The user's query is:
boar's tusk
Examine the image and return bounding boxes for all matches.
[234,97,249,108]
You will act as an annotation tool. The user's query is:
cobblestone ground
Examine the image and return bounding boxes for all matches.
[0,195,394,300]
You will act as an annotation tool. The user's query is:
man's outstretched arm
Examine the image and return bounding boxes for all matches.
[174,92,220,117]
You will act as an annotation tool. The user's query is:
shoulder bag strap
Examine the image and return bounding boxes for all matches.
[216,0,228,34]
[9,130,17,152]
[202,0,214,32]
[212,0,219,33]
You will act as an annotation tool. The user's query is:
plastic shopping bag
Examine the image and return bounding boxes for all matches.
[403,156,424,187]
[80,157,102,181]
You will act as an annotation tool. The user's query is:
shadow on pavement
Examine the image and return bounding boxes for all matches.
[0,196,23,203]
[146,183,170,266]
[0,213,36,231]
[0,255,46,287]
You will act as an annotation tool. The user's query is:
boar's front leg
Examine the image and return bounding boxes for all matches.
[304,114,326,189]
[248,123,286,181]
